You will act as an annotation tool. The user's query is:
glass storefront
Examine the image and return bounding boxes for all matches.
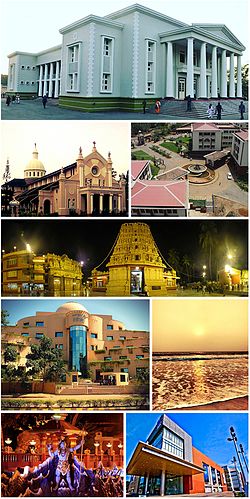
[165,475,183,495]
[69,325,87,376]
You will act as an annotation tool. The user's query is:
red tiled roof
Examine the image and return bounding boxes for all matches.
[234,130,248,141]
[131,160,150,180]
[131,179,187,208]
[192,123,219,131]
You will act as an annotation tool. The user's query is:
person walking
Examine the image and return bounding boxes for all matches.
[142,99,146,114]
[155,99,161,114]
[6,95,11,106]
[215,101,223,120]
[42,95,48,109]
[239,100,246,120]
[207,103,215,119]
[186,94,192,111]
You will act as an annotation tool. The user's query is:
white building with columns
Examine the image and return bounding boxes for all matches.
[7,4,246,111]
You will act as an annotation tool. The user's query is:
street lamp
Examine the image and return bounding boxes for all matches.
[227,427,246,489]
[239,443,249,473]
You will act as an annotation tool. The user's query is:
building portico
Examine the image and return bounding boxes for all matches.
[160,27,243,99]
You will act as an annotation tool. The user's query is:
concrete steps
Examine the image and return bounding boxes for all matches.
[148,99,248,119]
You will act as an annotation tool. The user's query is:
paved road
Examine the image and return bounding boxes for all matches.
[1,98,245,120]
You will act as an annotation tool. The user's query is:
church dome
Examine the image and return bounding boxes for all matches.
[56,302,89,314]
[24,144,46,179]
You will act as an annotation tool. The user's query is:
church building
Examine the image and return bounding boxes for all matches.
[6,4,246,112]
[2,142,127,216]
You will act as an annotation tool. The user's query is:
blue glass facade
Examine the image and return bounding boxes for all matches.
[69,325,87,376]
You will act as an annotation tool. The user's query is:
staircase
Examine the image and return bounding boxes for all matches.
[148,99,248,119]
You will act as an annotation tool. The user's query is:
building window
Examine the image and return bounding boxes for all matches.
[107,325,113,330]
[119,355,128,360]
[21,332,30,337]
[56,344,63,349]
[104,356,112,361]
[67,43,81,92]
[32,66,36,70]
[203,463,210,484]
[69,325,87,373]
[120,336,126,340]
[36,333,44,339]
[7,270,17,278]
[162,428,184,459]
[90,345,95,350]
[36,321,44,327]
[7,258,17,267]
[136,355,144,359]
[100,37,114,93]
[180,51,185,63]
[20,81,24,85]
[55,332,63,337]
[26,66,30,70]
[106,335,113,341]
[23,322,29,327]
[211,467,217,485]
[145,40,156,94]
[121,368,129,373]
[21,65,25,69]
[91,333,97,338]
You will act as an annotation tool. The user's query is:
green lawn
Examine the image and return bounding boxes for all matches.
[150,164,160,177]
[131,150,154,160]
[160,141,179,153]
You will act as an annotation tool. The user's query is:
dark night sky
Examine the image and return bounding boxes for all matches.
[1,219,248,276]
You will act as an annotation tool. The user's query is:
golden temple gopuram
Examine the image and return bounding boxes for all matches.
[105,223,177,296]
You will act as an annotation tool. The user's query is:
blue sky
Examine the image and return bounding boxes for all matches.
[126,413,248,467]
[2,298,149,331]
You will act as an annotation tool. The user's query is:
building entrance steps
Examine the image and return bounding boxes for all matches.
[59,384,145,396]
[148,99,248,119]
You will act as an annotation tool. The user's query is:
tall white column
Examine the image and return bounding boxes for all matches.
[236,55,242,97]
[145,474,149,495]
[117,195,121,213]
[200,42,207,98]
[48,62,53,97]
[99,194,103,213]
[109,194,113,213]
[160,470,165,496]
[229,53,235,97]
[186,38,194,97]
[211,46,218,98]
[221,49,227,97]
[90,194,93,214]
[43,64,48,95]
[38,65,43,96]
[54,61,60,98]
[166,41,174,97]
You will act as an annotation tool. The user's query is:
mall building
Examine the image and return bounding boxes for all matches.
[6,4,245,112]
[127,414,228,495]
[1,142,127,216]
[1,301,149,383]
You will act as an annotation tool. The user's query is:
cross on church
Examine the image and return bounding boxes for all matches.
[93,141,96,147]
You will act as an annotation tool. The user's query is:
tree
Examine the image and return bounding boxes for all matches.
[1,310,10,326]
[199,222,218,280]
[168,249,181,275]
[3,345,18,363]
[26,336,66,382]
[182,254,193,283]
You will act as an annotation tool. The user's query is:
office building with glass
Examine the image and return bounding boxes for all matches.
[127,414,228,495]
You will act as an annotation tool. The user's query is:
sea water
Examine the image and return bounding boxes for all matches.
[152,352,248,410]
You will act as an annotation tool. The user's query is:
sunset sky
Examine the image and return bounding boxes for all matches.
[153,299,248,352]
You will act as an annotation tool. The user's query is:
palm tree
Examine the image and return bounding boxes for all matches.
[182,254,193,283]
[168,249,181,275]
[199,223,218,280]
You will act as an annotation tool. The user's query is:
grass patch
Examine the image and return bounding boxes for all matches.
[150,164,160,177]
[131,150,154,161]
[160,141,179,153]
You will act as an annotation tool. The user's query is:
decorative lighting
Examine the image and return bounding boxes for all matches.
[51,414,62,421]
[5,438,12,445]
[106,442,112,448]
[26,243,32,253]
[29,440,36,446]
[94,442,100,447]
[118,443,123,449]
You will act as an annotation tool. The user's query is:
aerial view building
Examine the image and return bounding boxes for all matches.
[1,142,127,216]
[6,4,246,112]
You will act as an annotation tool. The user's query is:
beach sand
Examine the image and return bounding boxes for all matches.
[167,396,248,411]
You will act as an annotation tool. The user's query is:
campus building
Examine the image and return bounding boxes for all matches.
[191,123,248,153]
[131,160,189,217]
[231,130,248,170]
[127,414,228,495]
[7,4,245,112]
[1,143,127,216]
[1,301,149,383]
[2,249,83,296]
